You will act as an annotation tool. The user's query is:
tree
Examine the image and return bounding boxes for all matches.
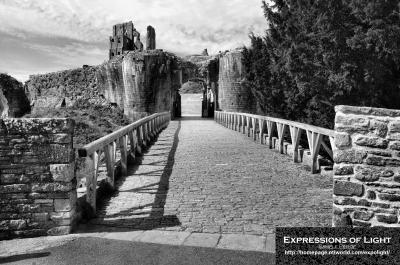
[243,0,400,129]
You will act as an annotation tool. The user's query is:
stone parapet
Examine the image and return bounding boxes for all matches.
[0,118,78,239]
[333,105,400,227]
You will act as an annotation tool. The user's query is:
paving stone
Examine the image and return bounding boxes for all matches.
[217,234,266,252]
[182,232,220,247]
[137,230,191,245]
[102,229,144,241]
[265,233,276,253]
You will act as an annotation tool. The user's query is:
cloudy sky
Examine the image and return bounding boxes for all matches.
[0,0,268,82]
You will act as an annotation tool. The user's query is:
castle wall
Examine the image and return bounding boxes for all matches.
[218,49,255,113]
[26,66,103,114]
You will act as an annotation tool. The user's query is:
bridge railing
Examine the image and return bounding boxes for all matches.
[78,112,171,211]
[214,111,334,174]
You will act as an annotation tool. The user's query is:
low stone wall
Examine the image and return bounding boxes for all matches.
[0,118,78,239]
[333,105,400,227]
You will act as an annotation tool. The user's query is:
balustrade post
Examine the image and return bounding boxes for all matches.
[136,125,143,154]
[119,135,128,176]
[266,120,276,149]
[86,150,101,211]
[289,126,303,163]
[306,130,322,174]
[258,119,265,144]
[103,141,116,190]
[276,122,287,154]
[246,116,251,137]
[252,118,257,141]
[242,115,246,134]
[128,130,136,162]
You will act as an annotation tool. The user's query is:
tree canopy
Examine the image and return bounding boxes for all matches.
[243,0,400,129]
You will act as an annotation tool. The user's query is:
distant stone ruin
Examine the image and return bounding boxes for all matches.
[109,21,156,59]
[146,26,156,50]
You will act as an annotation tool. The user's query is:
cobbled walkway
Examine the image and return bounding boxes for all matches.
[88,116,332,236]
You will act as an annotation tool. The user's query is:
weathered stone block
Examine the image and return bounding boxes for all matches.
[333,197,358,205]
[28,192,48,199]
[354,136,388,149]
[358,199,372,207]
[389,122,400,134]
[334,132,351,148]
[354,165,393,182]
[332,207,352,227]
[31,212,49,222]
[9,219,27,230]
[54,192,77,212]
[378,193,400,201]
[334,149,366,164]
[31,183,53,192]
[53,182,75,192]
[26,165,48,174]
[352,220,371,227]
[17,204,41,213]
[376,214,398,224]
[335,115,369,127]
[11,229,47,238]
[390,142,400,151]
[49,134,72,144]
[47,226,71,236]
[333,165,354,175]
[370,120,388,137]
[367,150,392,157]
[0,174,30,184]
[353,211,374,221]
[333,181,363,196]
[371,202,390,208]
[0,184,30,193]
[366,190,376,200]
[50,164,74,182]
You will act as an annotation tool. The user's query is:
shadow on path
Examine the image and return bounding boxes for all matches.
[81,120,182,231]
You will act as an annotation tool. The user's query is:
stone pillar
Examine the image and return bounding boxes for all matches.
[218,49,255,113]
[333,105,400,227]
[0,118,78,239]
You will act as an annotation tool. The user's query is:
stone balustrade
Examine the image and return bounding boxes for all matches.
[0,118,78,240]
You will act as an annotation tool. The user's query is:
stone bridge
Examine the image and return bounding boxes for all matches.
[2,22,400,250]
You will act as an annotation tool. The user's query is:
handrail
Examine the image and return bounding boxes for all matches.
[78,111,171,211]
[214,111,334,174]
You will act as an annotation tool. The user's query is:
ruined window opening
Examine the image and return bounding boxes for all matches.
[111,52,114,56]
[118,38,121,43]
[118,52,120,55]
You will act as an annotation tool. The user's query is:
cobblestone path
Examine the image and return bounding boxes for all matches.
[89,117,332,236]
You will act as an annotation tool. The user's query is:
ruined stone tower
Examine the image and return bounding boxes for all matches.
[146,26,156,50]
[109,21,142,59]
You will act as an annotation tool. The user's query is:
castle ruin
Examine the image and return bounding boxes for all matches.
[109,21,156,60]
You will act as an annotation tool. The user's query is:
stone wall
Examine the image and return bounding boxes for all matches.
[333,105,400,227]
[0,118,78,239]
[218,49,255,113]
[26,66,103,114]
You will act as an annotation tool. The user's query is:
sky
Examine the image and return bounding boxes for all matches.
[0,0,268,83]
